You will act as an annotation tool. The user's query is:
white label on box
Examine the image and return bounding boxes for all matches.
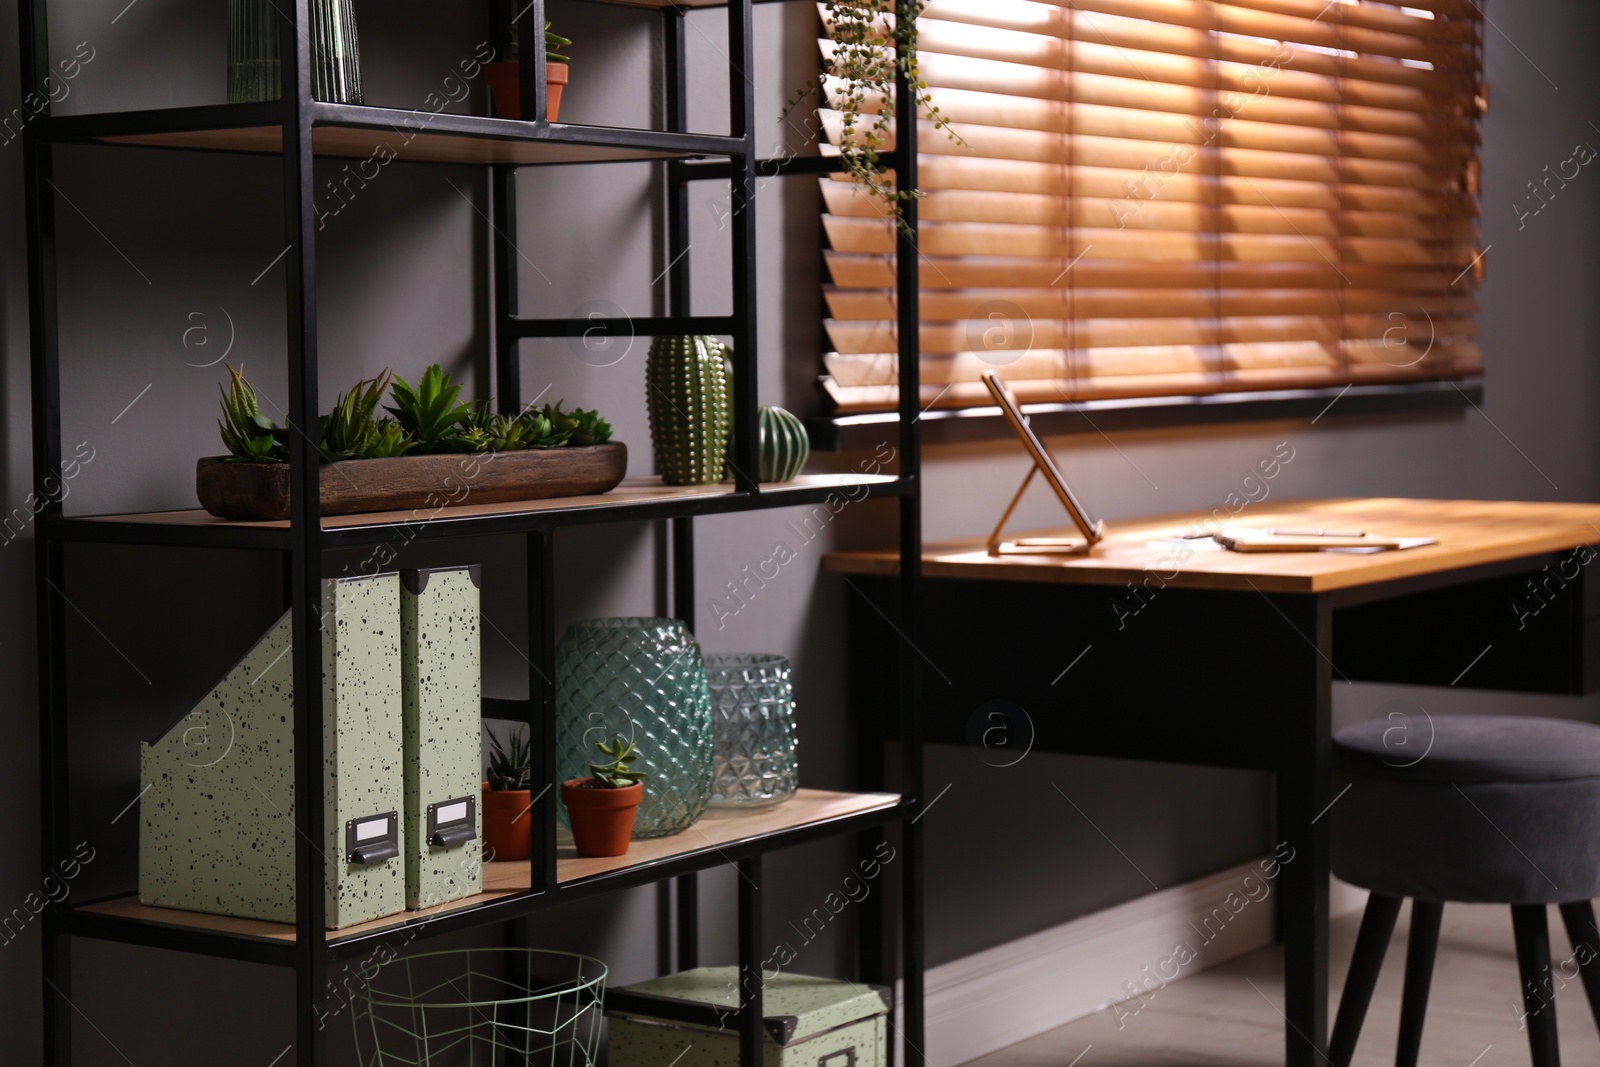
[437,800,469,825]
[355,816,390,842]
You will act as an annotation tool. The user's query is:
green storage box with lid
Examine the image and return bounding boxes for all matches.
[607,967,889,1067]
[400,564,484,910]
[138,573,407,930]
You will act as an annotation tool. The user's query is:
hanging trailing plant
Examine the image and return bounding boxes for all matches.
[784,0,965,238]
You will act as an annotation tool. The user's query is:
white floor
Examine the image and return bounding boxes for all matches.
[961,902,1600,1066]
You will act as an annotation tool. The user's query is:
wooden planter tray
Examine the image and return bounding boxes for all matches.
[196,443,628,521]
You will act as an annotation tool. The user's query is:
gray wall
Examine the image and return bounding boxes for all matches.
[2,0,1599,1063]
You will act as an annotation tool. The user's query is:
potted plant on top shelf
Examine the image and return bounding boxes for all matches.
[562,735,647,858]
[196,363,626,521]
[485,20,572,122]
[483,726,534,862]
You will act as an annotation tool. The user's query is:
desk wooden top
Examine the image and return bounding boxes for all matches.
[823,498,1600,594]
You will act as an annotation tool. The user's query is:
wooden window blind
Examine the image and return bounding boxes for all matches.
[816,0,1486,414]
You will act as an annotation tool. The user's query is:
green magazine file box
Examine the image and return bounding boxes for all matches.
[138,573,407,930]
[400,565,484,910]
[607,967,889,1067]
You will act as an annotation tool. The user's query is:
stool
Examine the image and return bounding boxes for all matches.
[1329,715,1600,1067]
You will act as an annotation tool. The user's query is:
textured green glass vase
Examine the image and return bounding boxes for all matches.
[758,406,810,483]
[556,618,714,839]
[646,335,732,486]
[704,654,798,807]
[228,0,362,104]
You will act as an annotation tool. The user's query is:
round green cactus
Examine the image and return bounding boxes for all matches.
[645,335,732,486]
[758,405,809,482]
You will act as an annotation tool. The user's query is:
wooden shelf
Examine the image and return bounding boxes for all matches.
[100,124,682,166]
[72,789,902,949]
[51,105,743,166]
[58,473,904,548]
[554,788,900,885]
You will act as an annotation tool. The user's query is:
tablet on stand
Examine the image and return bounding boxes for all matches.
[981,370,1106,556]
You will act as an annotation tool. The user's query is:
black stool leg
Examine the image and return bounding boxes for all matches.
[1512,904,1562,1067]
[1395,900,1443,1067]
[1329,893,1403,1067]
[1557,900,1600,1036]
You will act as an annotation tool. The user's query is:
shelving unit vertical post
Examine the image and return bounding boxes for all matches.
[20,0,69,1057]
[892,23,925,1063]
[276,1,333,1062]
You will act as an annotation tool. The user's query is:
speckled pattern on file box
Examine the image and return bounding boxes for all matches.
[400,566,484,910]
[138,573,408,929]
[607,967,888,1067]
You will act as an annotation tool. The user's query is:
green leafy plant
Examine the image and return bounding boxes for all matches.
[318,370,394,462]
[486,726,532,791]
[784,1,964,237]
[588,735,646,789]
[509,408,561,449]
[386,364,476,452]
[488,412,537,452]
[217,363,288,463]
[545,401,613,447]
[214,364,613,462]
[545,22,571,63]
[367,419,416,458]
[508,19,572,62]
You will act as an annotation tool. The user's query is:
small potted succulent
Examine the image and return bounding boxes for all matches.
[482,726,534,862]
[561,735,646,858]
[485,20,571,121]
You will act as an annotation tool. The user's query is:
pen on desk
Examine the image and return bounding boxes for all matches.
[1264,527,1367,538]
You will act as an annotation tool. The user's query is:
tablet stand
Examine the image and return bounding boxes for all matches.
[980,370,1106,557]
[986,463,1105,556]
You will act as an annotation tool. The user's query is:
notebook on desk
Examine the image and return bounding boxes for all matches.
[1215,526,1437,553]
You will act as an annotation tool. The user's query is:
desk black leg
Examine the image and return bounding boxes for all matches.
[1275,593,1334,1067]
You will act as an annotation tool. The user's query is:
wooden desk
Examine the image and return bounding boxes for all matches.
[826,499,1600,1067]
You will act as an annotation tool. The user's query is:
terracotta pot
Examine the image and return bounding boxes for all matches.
[484,60,569,122]
[481,786,533,862]
[561,778,642,858]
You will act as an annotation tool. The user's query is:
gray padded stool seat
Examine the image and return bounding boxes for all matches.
[1329,715,1600,1067]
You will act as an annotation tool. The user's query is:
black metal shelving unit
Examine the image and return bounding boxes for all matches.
[20,1,925,1066]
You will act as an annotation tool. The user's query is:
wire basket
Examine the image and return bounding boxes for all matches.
[352,949,607,1067]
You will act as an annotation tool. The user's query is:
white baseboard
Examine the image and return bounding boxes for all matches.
[916,856,1350,1067]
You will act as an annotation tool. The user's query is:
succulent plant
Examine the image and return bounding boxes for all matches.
[318,370,394,462]
[589,735,647,790]
[517,409,564,448]
[546,401,612,447]
[488,412,536,452]
[386,364,476,453]
[545,22,571,63]
[367,419,416,458]
[213,363,612,462]
[217,363,288,463]
[486,726,532,791]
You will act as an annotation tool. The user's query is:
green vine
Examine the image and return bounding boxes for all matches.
[785,0,965,238]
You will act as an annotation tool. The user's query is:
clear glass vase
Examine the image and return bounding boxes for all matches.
[704,654,798,807]
[228,0,363,105]
[556,618,714,839]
